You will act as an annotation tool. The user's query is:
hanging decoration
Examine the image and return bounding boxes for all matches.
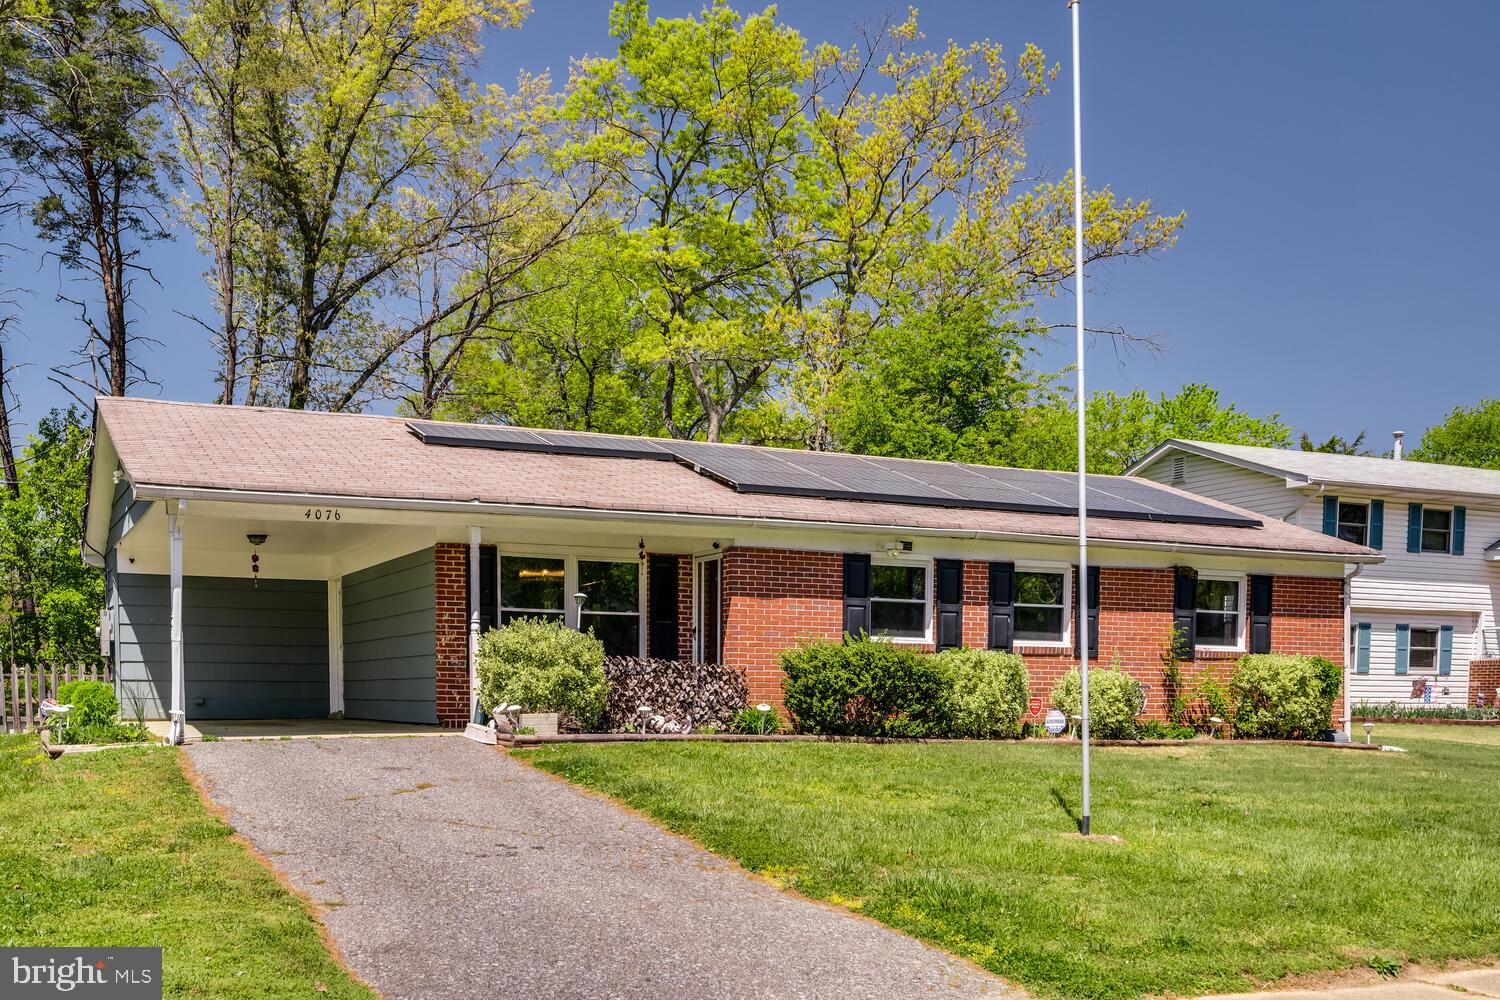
[247,533,268,588]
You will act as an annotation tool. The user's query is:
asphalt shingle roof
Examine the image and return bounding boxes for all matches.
[1143,439,1500,497]
[95,397,1377,560]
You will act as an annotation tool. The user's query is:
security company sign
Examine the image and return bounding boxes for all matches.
[3,948,161,998]
[1044,709,1068,736]
[1028,697,1042,718]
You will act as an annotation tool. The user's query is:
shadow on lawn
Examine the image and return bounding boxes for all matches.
[1049,786,1083,832]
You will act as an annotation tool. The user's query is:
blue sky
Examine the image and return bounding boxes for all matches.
[5,0,1498,447]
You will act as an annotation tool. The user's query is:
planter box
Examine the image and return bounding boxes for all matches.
[519,712,560,737]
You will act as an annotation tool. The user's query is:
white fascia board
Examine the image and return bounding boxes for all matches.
[130,481,1383,567]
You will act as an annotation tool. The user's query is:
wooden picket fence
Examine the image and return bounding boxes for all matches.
[2,663,113,734]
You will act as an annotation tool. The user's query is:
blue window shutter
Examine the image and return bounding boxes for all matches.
[1356,623,1372,674]
[1406,504,1423,553]
[1439,626,1454,675]
[1369,500,1384,550]
[1394,624,1410,675]
[1321,496,1338,537]
[1453,507,1466,556]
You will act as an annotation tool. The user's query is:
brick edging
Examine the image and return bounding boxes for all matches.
[504,732,1379,750]
[1352,716,1500,727]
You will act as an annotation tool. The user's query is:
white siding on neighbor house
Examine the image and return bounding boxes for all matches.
[1348,611,1477,710]
[1289,494,1500,627]
[1136,453,1304,521]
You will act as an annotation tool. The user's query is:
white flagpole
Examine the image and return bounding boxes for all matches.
[1069,0,1091,837]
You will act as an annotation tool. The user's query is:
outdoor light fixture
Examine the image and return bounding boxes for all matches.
[1363,721,1375,746]
[756,703,771,736]
[572,591,587,609]
[637,704,653,733]
[246,533,268,546]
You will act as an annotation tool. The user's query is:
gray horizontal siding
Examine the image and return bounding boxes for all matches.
[342,548,436,724]
[115,574,329,720]
[107,475,152,550]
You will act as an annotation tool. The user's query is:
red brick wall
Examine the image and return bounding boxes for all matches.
[712,548,1347,722]
[721,548,843,708]
[433,542,471,728]
[1471,660,1500,708]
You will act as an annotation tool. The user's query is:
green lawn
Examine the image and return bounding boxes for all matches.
[522,728,1500,1000]
[0,735,375,999]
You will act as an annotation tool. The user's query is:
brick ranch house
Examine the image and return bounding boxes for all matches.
[83,398,1380,743]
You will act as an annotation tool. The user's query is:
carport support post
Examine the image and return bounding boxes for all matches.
[167,499,187,746]
[468,526,481,724]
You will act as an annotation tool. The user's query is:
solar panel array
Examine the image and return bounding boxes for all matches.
[406,421,1258,528]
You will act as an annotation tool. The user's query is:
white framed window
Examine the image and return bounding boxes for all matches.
[1014,567,1070,645]
[1194,575,1245,649]
[1336,501,1369,546]
[870,560,930,642]
[497,553,644,658]
[499,556,565,625]
[1409,627,1439,672]
[578,559,642,658]
[1420,508,1453,554]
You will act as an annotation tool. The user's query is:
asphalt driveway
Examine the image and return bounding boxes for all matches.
[186,736,1009,1000]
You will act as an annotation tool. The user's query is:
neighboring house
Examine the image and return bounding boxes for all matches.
[1131,438,1500,710]
[83,398,1375,742]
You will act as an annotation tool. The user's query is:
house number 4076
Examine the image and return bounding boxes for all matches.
[304,508,342,521]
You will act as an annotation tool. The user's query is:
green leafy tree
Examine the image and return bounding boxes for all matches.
[1007,383,1291,475]
[543,1,1182,443]
[1410,400,1500,470]
[0,0,169,398]
[0,408,102,664]
[1300,431,1368,455]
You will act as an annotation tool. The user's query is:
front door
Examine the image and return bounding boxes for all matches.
[693,555,723,665]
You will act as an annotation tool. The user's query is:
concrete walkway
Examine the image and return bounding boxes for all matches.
[185,736,1008,1000]
[1208,968,1500,1000]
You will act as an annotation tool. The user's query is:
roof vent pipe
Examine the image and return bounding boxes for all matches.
[1392,431,1405,461]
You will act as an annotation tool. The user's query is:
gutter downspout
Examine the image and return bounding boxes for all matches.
[1342,562,1364,737]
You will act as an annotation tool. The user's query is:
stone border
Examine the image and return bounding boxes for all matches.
[504,732,1381,751]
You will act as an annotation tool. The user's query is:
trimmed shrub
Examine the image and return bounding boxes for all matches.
[1230,654,1342,739]
[477,617,607,730]
[731,705,784,735]
[933,648,1029,739]
[55,680,118,730]
[781,637,952,738]
[1050,665,1144,739]
[601,656,748,732]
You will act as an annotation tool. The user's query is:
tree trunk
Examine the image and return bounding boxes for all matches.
[0,344,18,498]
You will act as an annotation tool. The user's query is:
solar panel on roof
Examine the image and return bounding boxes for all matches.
[405,420,1258,528]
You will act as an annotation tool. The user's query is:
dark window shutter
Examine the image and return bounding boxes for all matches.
[1369,500,1384,550]
[477,545,497,633]
[1453,507,1467,556]
[1439,625,1454,675]
[1249,574,1273,654]
[935,559,963,650]
[987,562,1014,652]
[1394,624,1410,675]
[1072,566,1101,657]
[1355,623,1372,674]
[648,555,680,660]
[843,553,872,639]
[1321,496,1338,537]
[1173,567,1198,661]
[1407,503,1423,553]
